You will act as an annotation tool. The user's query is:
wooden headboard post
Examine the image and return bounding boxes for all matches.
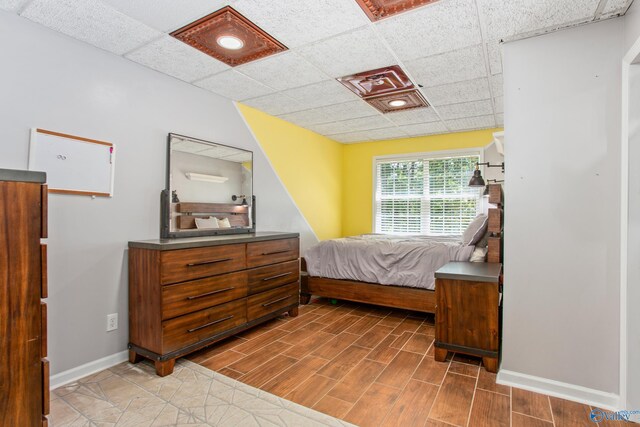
[487,184,503,263]
[175,202,249,229]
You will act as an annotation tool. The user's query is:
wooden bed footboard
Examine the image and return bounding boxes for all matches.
[300,258,436,313]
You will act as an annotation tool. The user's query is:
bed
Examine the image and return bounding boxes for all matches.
[301,188,504,313]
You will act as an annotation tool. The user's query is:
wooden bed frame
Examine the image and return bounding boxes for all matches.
[300,184,504,313]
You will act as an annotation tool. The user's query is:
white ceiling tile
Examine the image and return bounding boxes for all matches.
[233,0,368,48]
[364,127,410,141]
[490,73,503,97]
[308,115,393,135]
[22,0,161,55]
[446,115,496,131]
[478,0,600,41]
[126,35,228,83]
[0,0,30,12]
[279,101,380,127]
[424,78,491,106]
[496,113,504,126]
[405,45,487,88]
[194,70,274,100]
[296,26,397,78]
[236,52,327,91]
[603,0,629,13]
[399,122,448,136]
[242,92,304,116]
[376,0,482,61]
[494,96,504,114]
[437,100,494,120]
[281,80,359,110]
[100,0,234,32]
[486,40,503,75]
[385,107,441,126]
[327,131,372,144]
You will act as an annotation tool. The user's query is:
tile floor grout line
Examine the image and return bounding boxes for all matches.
[424,344,454,424]
[464,358,482,427]
[512,410,555,424]
[548,394,557,427]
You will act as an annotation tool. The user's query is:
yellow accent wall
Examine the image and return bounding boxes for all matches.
[341,129,502,237]
[237,104,344,240]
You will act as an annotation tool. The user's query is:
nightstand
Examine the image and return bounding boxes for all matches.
[434,262,502,373]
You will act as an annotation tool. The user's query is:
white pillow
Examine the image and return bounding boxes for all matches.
[194,216,219,229]
[462,214,488,246]
[470,247,488,262]
[217,217,231,228]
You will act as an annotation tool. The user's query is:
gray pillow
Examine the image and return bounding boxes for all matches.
[462,214,488,246]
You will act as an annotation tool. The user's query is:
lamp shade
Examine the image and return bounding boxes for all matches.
[468,169,486,187]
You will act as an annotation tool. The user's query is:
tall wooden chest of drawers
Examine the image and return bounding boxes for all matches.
[128,233,300,376]
[0,169,49,426]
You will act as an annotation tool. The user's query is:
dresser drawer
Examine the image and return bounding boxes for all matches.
[160,244,246,285]
[247,260,299,295]
[162,271,248,320]
[247,282,299,322]
[162,299,246,353]
[246,238,299,268]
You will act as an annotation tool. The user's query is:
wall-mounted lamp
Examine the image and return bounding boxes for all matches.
[468,162,505,187]
[185,172,228,183]
[232,194,248,206]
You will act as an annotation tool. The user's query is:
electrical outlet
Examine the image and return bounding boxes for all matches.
[107,313,118,331]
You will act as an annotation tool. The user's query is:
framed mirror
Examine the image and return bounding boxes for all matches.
[161,133,254,238]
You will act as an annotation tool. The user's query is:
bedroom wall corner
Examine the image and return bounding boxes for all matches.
[237,104,344,241]
[341,129,502,237]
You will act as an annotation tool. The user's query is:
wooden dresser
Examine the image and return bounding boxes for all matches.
[128,232,300,376]
[0,169,49,426]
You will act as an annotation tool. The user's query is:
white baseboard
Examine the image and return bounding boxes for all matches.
[497,369,620,411]
[50,350,129,390]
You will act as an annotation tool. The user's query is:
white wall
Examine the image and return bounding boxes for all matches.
[502,18,623,402]
[0,10,317,375]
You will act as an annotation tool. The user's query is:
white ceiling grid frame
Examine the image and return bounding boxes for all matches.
[194,69,275,100]
[473,0,500,126]
[404,44,488,88]
[399,121,449,136]
[446,115,496,131]
[385,108,441,126]
[235,51,329,91]
[326,131,372,143]
[280,80,361,110]
[423,77,492,106]
[242,92,305,116]
[21,0,162,55]
[0,0,31,12]
[363,126,411,141]
[437,99,494,120]
[277,100,382,127]
[307,115,395,135]
[125,35,229,83]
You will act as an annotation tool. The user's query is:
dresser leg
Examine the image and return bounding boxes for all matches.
[288,306,299,317]
[128,350,143,364]
[300,293,311,305]
[434,347,448,362]
[482,357,498,373]
[155,359,175,377]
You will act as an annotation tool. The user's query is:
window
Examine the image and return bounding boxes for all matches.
[374,152,481,235]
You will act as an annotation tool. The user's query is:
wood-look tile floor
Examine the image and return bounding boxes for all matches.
[186,298,626,427]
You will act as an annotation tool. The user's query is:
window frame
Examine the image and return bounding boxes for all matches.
[371,148,484,235]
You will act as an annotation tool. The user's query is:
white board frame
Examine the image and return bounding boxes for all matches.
[28,128,115,197]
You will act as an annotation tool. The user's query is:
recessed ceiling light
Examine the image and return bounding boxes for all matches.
[388,99,407,107]
[217,35,244,50]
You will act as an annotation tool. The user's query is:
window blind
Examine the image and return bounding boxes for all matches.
[374,154,481,235]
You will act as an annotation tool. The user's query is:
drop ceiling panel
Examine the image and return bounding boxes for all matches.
[236,51,327,91]
[490,73,503,97]
[278,101,380,127]
[446,115,496,131]
[478,0,600,41]
[242,93,304,116]
[327,131,372,143]
[100,0,234,32]
[496,113,504,126]
[296,27,397,78]
[376,0,482,61]
[282,80,359,110]
[308,115,393,135]
[233,0,369,48]
[126,35,229,83]
[399,121,448,136]
[21,0,161,55]
[385,107,440,126]
[494,96,504,114]
[0,0,29,12]
[363,127,410,140]
[486,41,503,75]
[405,45,487,88]
[437,100,494,120]
[603,0,630,14]
[194,70,274,100]
[424,78,491,106]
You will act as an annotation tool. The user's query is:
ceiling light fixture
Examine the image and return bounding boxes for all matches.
[216,35,244,50]
[388,99,407,107]
[185,172,228,183]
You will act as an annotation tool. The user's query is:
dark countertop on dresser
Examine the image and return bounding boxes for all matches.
[435,262,502,283]
[0,168,46,183]
[129,231,300,250]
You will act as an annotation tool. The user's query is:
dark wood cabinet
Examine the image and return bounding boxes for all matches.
[0,169,49,426]
[434,262,502,373]
[128,233,300,376]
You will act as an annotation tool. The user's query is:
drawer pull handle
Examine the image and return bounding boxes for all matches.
[187,287,236,300]
[187,258,232,267]
[261,250,289,256]
[262,295,293,307]
[187,315,234,333]
[262,272,292,281]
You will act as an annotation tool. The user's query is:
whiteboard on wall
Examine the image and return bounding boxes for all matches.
[28,128,115,197]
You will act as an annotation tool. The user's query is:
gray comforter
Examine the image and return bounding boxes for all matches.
[304,234,474,290]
